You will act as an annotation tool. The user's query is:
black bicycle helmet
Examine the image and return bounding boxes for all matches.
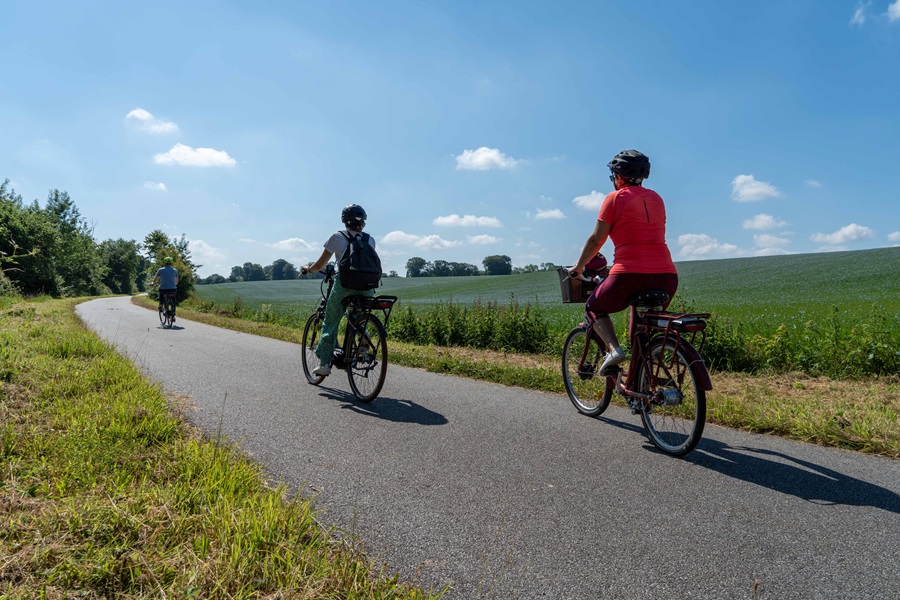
[341,204,367,226]
[607,150,651,180]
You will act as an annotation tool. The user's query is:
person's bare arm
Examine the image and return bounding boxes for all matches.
[301,249,333,274]
[571,219,612,276]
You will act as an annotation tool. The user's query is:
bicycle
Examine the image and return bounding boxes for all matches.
[301,263,398,402]
[559,268,712,457]
[158,291,176,328]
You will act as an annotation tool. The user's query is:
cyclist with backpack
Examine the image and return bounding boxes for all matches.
[301,204,381,377]
[568,150,678,374]
[151,257,179,322]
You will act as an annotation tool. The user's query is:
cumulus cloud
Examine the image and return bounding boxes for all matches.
[572,191,605,211]
[382,230,463,250]
[154,143,237,167]
[888,231,900,243]
[143,181,167,192]
[804,179,823,188]
[810,223,874,248]
[433,214,502,227]
[455,147,519,170]
[753,234,792,256]
[189,240,227,263]
[743,213,788,230]
[536,208,565,220]
[125,108,179,134]
[851,2,869,25]
[269,237,316,251]
[890,0,900,22]
[731,174,780,202]
[677,233,740,259]
[468,234,500,245]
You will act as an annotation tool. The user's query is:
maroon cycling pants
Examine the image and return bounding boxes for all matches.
[585,272,678,322]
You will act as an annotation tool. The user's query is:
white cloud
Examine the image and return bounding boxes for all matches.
[677,233,740,259]
[851,3,869,25]
[125,108,179,134]
[804,179,823,188]
[455,147,519,170]
[888,231,900,243]
[154,143,236,167]
[143,181,167,192]
[572,190,605,211]
[810,223,874,246]
[468,234,500,245]
[889,1,900,22]
[269,237,316,251]
[743,213,788,230]
[753,234,792,256]
[189,240,227,263]
[381,230,463,250]
[731,174,780,202]
[530,208,565,220]
[433,214,502,227]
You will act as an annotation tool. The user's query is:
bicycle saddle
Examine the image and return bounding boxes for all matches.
[629,289,670,308]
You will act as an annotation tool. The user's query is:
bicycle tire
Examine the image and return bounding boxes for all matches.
[165,297,175,328]
[158,304,166,327]
[562,325,612,416]
[346,313,387,402]
[301,312,326,385]
[635,337,706,457]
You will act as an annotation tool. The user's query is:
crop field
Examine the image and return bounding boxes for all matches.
[195,247,900,324]
[192,247,900,377]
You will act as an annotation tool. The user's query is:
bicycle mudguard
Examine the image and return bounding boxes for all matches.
[676,342,713,391]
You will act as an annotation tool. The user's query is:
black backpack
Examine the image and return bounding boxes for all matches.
[338,231,382,291]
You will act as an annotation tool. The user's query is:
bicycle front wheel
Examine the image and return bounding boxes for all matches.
[635,338,706,457]
[301,312,326,385]
[158,304,166,327]
[562,326,612,416]
[346,314,387,402]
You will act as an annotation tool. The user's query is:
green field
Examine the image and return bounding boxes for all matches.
[196,247,900,321]
[192,248,900,378]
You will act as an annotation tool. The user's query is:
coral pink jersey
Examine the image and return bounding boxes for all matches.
[597,186,677,275]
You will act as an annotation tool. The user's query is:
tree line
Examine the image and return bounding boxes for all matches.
[1,179,196,301]
[405,255,558,277]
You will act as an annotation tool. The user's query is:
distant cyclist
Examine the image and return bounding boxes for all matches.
[569,150,678,374]
[301,204,376,377]
[152,257,179,322]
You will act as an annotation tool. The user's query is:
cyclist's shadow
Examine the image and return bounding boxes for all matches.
[157,325,184,331]
[686,438,900,514]
[317,388,449,426]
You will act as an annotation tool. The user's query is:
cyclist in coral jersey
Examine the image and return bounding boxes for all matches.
[569,149,678,374]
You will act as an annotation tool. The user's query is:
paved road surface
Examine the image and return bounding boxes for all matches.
[77,296,900,599]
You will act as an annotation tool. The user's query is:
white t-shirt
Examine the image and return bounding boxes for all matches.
[324,229,376,269]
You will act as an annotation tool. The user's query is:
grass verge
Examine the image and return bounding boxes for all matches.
[135,295,900,459]
[0,297,444,598]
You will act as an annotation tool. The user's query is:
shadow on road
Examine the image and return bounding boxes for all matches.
[687,439,900,514]
[318,389,449,426]
[594,414,900,513]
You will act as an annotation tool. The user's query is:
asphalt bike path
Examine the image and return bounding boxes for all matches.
[76,296,900,600]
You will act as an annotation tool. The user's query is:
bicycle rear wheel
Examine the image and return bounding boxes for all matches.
[346,314,387,402]
[301,312,326,385]
[165,297,175,328]
[635,338,706,456]
[562,325,612,416]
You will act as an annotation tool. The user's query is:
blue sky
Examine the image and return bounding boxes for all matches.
[2,1,899,277]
